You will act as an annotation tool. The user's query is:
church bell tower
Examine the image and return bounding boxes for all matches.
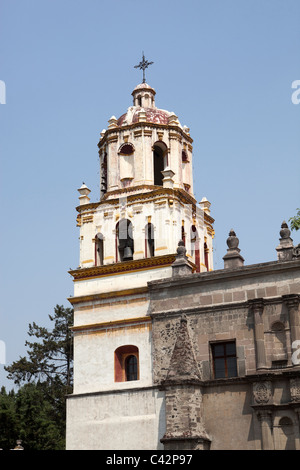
[66,57,214,450]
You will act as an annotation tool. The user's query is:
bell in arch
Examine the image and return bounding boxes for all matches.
[123,245,133,261]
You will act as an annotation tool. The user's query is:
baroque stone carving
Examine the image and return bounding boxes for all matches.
[290,378,300,402]
[293,244,300,259]
[253,381,272,404]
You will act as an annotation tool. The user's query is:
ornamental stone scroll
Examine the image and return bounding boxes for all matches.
[253,381,273,405]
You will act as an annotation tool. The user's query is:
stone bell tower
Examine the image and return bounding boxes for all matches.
[66,58,215,450]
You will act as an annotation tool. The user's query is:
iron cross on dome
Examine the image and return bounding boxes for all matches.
[134,53,154,83]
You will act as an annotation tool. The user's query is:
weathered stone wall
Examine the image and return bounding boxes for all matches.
[149,258,300,449]
[150,260,300,382]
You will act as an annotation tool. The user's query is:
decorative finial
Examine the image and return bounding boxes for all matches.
[226,229,239,250]
[276,220,294,261]
[134,52,154,83]
[171,240,193,276]
[176,239,186,257]
[280,221,291,239]
[223,228,244,269]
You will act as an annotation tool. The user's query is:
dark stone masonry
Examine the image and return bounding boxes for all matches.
[149,224,300,450]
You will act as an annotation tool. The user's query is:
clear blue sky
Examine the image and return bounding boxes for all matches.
[0,0,299,389]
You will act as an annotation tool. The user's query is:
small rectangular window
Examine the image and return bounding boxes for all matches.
[211,341,237,379]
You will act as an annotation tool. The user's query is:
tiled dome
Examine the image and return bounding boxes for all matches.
[117,107,170,126]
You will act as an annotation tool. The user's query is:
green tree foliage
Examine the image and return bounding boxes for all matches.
[2,305,73,450]
[15,382,65,450]
[289,208,300,231]
[0,387,17,450]
[0,383,66,450]
[6,305,73,389]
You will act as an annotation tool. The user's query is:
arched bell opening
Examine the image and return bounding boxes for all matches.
[95,233,104,266]
[100,152,107,198]
[190,225,200,272]
[153,142,168,186]
[145,223,155,258]
[116,219,134,262]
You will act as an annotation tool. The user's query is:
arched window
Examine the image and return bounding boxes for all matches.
[114,345,139,382]
[116,219,134,262]
[95,233,104,266]
[191,225,200,272]
[153,142,167,186]
[145,223,155,258]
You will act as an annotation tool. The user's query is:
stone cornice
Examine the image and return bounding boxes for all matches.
[158,367,300,389]
[102,186,197,206]
[148,259,300,293]
[251,402,300,412]
[98,121,193,148]
[76,186,198,213]
[69,253,177,281]
[204,212,215,225]
[71,315,151,333]
[150,296,291,321]
[68,286,148,305]
[67,385,159,399]
[76,201,100,213]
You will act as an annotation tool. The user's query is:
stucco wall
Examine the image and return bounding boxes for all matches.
[66,388,165,450]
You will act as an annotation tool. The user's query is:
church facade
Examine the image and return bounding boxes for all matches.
[66,74,300,450]
[66,78,214,450]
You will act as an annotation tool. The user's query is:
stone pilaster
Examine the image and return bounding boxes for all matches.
[257,410,274,450]
[283,294,300,352]
[249,299,267,370]
[252,381,274,450]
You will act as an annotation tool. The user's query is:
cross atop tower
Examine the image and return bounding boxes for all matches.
[134,52,154,83]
